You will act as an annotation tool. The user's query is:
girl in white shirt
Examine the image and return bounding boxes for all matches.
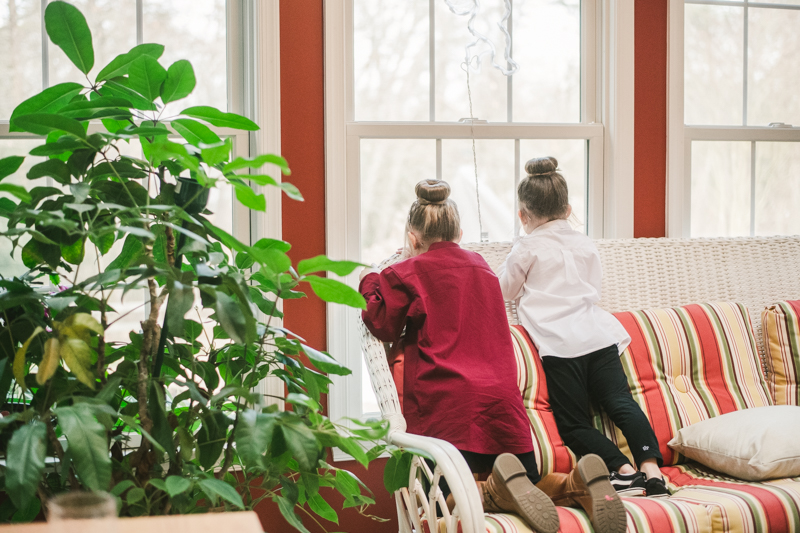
[498,156,670,498]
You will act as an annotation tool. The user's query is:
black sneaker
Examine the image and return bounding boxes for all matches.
[608,471,646,497]
[645,477,671,498]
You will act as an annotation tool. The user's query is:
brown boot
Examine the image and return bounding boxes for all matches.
[481,454,560,533]
[537,454,627,533]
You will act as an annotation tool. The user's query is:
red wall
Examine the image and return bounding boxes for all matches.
[634,0,668,238]
[253,2,398,532]
[258,1,669,531]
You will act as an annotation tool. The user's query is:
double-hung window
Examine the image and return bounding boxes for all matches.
[668,0,800,238]
[0,0,282,399]
[326,0,634,433]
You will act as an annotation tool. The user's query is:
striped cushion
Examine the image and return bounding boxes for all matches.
[509,325,576,476]
[485,497,712,533]
[598,303,772,466]
[663,463,800,533]
[762,300,800,406]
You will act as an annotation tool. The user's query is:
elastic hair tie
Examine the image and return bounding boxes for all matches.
[529,169,560,177]
[418,198,445,206]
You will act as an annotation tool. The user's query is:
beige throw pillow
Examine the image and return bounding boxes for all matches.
[667,405,800,481]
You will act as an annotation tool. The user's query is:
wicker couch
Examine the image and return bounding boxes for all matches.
[358,235,800,533]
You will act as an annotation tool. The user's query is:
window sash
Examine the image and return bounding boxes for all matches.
[667,0,800,236]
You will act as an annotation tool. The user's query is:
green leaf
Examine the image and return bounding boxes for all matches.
[276,496,311,533]
[233,182,265,211]
[110,480,135,497]
[199,478,244,509]
[128,55,167,102]
[0,183,31,203]
[297,255,365,276]
[214,291,248,345]
[101,80,157,111]
[180,106,259,131]
[336,436,369,467]
[166,279,194,334]
[304,275,366,309]
[97,43,165,81]
[146,140,199,172]
[200,139,231,169]
[235,410,277,468]
[58,96,133,120]
[171,118,221,147]
[148,479,167,492]
[196,411,231,470]
[27,159,71,185]
[300,344,351,376]
[45,1,94,73]
[6,422,48,510]
[22,238,60,269]
[61,237,85,265]
[126,487,145,505]
[11,113,86,139]
[106,234,144,271]
[223,154,289,175]
[161,60,196,103]
[0,156,25,181]
[149,382,175,460]
[57,405,112,491]
[281,420,319,471]
[383,451,413,493]
[279,182,304,201]
[165,476,191,497]
[307,493,338,524]
[9,82,84,132]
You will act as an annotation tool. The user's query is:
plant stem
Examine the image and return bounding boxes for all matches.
[46,416,79,490]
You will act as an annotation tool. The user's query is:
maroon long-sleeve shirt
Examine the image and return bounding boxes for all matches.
[359,241,533,454]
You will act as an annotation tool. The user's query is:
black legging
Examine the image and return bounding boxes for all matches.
[542,344,663,472]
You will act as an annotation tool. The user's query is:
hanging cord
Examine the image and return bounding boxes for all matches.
[446,0,518,242]
[463,63,485,241]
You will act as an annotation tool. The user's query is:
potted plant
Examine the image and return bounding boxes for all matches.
[0,2,393,530]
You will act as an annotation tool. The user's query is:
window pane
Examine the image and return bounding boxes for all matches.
[512,0,580,123]
[754,142,800,236]
[0,0,42,119]
[362,358,379,415]
[519,139,587,234]
[354,0,429,121]
[360,139,436,265]
[435,1,508,122]
[49,0,137,87]
[690,141,751,237]
[0,140,42,279]
[442,139,515,243]
[748,7,800,126]
[143,0,227,111]
[684,4,744,125]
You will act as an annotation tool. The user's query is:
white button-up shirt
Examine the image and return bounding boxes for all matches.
[497,219,631,358]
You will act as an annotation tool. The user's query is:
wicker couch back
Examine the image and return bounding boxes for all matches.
[463,235,800,355]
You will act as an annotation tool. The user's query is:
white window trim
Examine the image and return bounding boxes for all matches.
[325,0,635,456]
[667,0,800,237]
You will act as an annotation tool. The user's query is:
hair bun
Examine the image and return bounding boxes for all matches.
[525,156,559,177]
[415,179,451,205]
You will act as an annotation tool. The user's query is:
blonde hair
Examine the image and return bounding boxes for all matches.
[518,156,570,221]
[407,179,461,246]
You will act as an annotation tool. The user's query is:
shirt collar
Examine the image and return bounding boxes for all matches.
[529,219,571,236]
[428,241,460,251]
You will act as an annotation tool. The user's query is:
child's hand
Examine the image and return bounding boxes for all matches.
[359,265,379,281]
[397,246,412,261]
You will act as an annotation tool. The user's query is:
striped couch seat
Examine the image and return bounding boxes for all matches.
[486,302,800,533]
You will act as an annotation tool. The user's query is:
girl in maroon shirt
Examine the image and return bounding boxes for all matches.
[358,180,625,533]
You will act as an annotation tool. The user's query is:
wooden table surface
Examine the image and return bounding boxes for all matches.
[0,511,265,533]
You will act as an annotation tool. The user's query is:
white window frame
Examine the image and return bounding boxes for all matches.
[667,0,800,238]
[0,0,284,404]
[324,0,635,452]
